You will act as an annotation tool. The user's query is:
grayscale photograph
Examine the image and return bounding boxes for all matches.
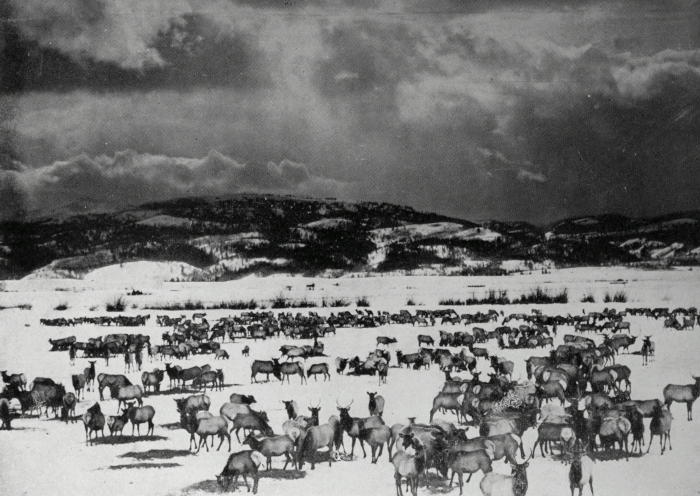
[1,1,699,495]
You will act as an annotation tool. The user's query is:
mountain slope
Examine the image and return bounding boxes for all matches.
[1,195,698,280]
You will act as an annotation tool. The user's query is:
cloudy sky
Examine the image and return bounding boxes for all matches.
[1,0,699,223]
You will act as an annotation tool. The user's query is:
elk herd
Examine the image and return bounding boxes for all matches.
[1,303,699,496]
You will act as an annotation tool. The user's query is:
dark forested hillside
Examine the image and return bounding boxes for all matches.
[1,195,698,279]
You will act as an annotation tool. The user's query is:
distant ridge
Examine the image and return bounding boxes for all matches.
[1,194,698,279]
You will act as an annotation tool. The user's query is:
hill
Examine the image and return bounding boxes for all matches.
[1,195,698,280]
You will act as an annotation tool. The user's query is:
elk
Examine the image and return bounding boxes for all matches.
[230,393,256,405]
[336,400,385,457]
[2,371,27,391]
[124,402,155,436]
[141,369,164,393]
[82,402,105,444]
[97,373,131,400]
[663,376,700,420]
[243,433,296,470]
[297,415,341,470]
[231,412,274,442]
[216,450,266,494]
[84,361,96,391]
[391,433,426,496]
[180,409,231,453]
[72,374,86,400]
[0,398,13,429]
[377,336,398,346]
[598,417,631,459]
[359,424,393,463]
[447,447,494,495]
[215,349,230,360]
[377,360,389,385]
[107,409,129,436]
[175,394,211,413]
[429,392,463,423]
[61,392,77,422]
[279,361,307,385]
[250,360,281,383]
[647,404,673,454]
[628,407,645,453]
[568,442,594,496]
[641,336,655,366]
[368,392,385,417]
[479,452,532,496]
[307,363,330,382]
[112,384,144,413]
[532,423,576,457]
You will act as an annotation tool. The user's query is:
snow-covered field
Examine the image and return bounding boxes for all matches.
[1,266,699,496]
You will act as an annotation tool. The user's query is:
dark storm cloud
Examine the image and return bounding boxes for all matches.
[2,150,348,218]
[2,0,699,222]
[1,11,269,93]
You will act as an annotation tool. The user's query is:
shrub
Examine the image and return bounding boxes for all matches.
[439,298,465,305]
[512,287,568,304]
[293,298,317,308]
[581,293,595,303]
[271,295,288,309]
[356,296,370,307]
[54,302,69,311]
[604,291,627,303]
[466,290,510,305]
[406,298,416,306]
[106,297,126,312]
[323,298,350,307]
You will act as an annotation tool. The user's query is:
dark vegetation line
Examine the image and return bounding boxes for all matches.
[439,287,569,305]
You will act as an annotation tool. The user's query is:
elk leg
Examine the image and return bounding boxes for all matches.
[395,473,403,496]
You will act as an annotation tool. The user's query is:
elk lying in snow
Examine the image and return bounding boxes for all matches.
[663,376,700,421]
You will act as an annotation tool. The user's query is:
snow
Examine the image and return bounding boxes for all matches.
[303,218,352,230]
[137,215,199,227]
[371,222,465,241]
[1,267,700,496]
[572,218,599,226]
[84,261,206,284]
